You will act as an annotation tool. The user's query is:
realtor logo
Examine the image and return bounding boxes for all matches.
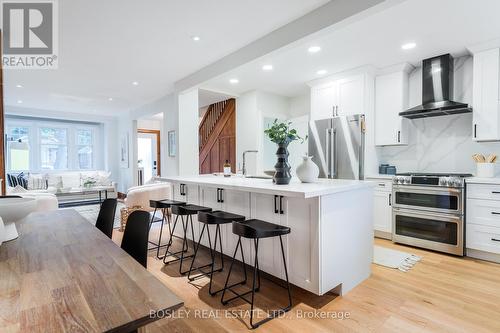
[1,0,58,69]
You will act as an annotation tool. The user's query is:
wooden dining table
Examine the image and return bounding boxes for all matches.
[0,209,183,332]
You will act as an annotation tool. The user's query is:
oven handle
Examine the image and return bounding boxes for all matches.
[392,208,463,222]
[393,185,462,195]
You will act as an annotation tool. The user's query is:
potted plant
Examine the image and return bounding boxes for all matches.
[264,119,307,185]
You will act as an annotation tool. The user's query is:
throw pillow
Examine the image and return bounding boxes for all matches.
[10,185,28,193]
[17,172,28,189]
[7,173,18,187]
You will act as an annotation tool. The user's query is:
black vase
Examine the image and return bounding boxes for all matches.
[274,142,292,185]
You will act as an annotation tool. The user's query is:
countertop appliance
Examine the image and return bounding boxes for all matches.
[308,114,365,180]
[391,172,472,256]
[399,54,472,119]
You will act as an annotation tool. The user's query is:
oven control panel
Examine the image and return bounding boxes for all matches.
[393,175,465,188]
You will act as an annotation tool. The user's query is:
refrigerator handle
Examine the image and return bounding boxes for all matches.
[326,129,331,178]
[332,129,337,178]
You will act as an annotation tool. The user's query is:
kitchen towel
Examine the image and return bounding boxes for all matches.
[373,245,422,272]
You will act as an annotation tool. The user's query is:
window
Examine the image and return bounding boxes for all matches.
[7,126,30,171]
[76,129,93,169]
[40,127,68,170]
[5,117,101,173]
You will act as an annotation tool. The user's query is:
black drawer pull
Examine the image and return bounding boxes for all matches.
[492,191,500,194]
[219,188,224,203]
[492,238,500,242]
[279,196,284,215]
[378,183,386,187]
[491,212,500,215]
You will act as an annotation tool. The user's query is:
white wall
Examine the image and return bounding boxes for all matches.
[137,119,162,131]
[235,90,310,176]
[376,56,500,175]
[178,89,199,175]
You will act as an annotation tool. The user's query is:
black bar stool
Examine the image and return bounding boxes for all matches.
[187,210,246,295]
[220,219,292,329]
[163,204,212,274]
[149,199,186,259]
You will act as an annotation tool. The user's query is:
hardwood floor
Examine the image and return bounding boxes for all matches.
[112,225,500,333]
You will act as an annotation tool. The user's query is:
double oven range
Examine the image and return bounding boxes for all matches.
[391,173,472,256]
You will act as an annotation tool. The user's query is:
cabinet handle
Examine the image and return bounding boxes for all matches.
[279,196,284,215]
[216,189,220,202]
[474,124,477,138]
[389,193,392,206]
[378,183,386,187]
[180,184,184,196]
[220,189,224,203]
[274,195,278,214]
[492,212,500,215]
[492,191,500,194]
[397,130,401,143]
[492,238,500,242]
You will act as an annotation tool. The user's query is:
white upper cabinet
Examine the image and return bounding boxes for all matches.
[472,48,500,141]
[375,65,412,146]
[310,74,366,120]
[310,82,338,120]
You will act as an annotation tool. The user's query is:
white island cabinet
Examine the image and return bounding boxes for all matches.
[160,175,374,296]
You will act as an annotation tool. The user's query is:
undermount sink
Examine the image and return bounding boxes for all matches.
[245,175,273,179]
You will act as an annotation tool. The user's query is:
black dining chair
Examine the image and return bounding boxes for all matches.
[121,210,151,268]
[95,198,117,239]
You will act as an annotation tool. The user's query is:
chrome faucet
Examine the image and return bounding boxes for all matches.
[242,150,258,176]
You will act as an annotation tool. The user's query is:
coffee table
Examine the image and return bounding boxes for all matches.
[56,186,114,207]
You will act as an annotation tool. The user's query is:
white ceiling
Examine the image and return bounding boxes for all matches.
[201,0,500,97]
[4,0,329,116]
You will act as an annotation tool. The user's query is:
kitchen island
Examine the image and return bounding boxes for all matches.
[160,175,374,296]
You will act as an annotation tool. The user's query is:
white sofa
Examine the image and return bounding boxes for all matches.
[7,170,117,206]
[124,182,171,212]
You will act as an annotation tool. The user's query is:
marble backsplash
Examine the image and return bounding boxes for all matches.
[377,55,500,176]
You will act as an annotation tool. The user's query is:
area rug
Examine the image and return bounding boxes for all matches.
[373,245,422,272]
[62,202,126,229]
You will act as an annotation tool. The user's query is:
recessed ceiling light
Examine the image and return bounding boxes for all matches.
[191,36,200,41]
[132,81,139,86]
[262,64,273,71]
[308,46,321,53]
[16,84,23,88]
[401,42,416,50]
[108,97,113,101]
[17,100,23,104]
[229,78,239,84]
[316,69,327,75]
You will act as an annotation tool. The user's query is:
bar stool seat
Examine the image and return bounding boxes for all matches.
[233,219,290,239]
[221,219,292,329]
[172,204,212,215]
[148,199,186,259]
[149,199,186,209]
[198,210,246,224]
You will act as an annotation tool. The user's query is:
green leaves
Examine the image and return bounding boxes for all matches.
[264,119,308,144]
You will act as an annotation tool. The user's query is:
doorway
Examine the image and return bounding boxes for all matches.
[137,129,160,184]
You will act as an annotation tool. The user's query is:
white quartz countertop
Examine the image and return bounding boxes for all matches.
[466,177,500,185]
[160,175,375,198]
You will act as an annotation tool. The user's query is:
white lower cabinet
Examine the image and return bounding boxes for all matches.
[368,178,393,239]
[466,183,500,262]
[172,182,199,239]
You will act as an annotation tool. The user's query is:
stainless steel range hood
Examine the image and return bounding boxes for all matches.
[399,54,472,119]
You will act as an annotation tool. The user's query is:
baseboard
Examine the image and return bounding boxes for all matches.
[466,248,500,264]
[374,230,392,240]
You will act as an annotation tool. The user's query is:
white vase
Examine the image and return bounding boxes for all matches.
[296,155,319,183]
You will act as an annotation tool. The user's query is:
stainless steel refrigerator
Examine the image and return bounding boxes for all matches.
[308,114,365,180]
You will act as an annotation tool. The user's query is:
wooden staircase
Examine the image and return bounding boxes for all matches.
[199,98,236,174]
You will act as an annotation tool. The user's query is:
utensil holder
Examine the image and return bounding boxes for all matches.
[476,163,495,178]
